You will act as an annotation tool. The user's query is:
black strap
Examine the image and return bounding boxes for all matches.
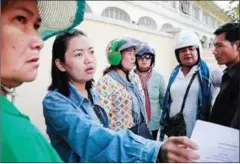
[88,90,109,127]
[180,71,198,113]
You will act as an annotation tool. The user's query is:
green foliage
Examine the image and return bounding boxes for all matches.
[225,0,240,22]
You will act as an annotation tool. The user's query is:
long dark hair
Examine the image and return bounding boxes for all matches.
[48,29,94,97]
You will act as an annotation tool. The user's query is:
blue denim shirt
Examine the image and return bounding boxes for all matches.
[42,83,161,162]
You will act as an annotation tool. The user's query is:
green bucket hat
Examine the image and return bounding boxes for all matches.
[37,1,86,41]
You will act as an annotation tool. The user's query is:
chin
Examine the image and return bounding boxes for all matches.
[85,75,94,81]
[23,73,38,82]
[217,60,225,65]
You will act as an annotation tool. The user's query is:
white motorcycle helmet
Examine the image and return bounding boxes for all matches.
[173,31,202,64]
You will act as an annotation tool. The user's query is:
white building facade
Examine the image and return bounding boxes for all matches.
[85,1,229,48]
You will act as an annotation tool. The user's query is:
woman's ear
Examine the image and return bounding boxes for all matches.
[55,59,66,72]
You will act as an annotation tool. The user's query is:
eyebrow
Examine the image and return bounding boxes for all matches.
[16,7,42,22]
[213,42,223,45]
[72,47,94,53]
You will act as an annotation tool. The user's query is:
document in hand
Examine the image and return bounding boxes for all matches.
[191,120,239,162]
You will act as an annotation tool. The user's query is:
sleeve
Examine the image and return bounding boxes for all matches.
[42,92,162,162]
[209,66,224,87]
[158,74,166,109]
[95,76,116,130]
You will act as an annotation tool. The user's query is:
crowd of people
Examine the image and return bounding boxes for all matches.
[1,0,239,163]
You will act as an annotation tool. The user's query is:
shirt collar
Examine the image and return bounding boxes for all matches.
[180,65,199,77]
[1,95,29,119]
[68,82,100,107]
[224,62,240,78]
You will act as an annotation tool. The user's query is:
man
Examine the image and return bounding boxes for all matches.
[211,22,240,129]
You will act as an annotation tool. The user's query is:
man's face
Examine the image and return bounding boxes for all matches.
[1,1,44,88]
[213,33,239,68]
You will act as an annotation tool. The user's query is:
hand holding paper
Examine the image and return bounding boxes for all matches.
[190,120,239,162]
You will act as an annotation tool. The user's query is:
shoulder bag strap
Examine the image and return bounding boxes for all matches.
[180,71,199,113]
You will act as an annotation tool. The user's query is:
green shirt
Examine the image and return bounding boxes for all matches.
[1,95,62,162]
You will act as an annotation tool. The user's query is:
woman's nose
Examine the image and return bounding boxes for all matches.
[85,53,94,64]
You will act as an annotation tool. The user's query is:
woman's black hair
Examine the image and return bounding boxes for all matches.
[48,29,94,97]
[103,65,119,75]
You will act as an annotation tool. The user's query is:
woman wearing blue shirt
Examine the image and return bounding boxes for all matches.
[42,29,199,163]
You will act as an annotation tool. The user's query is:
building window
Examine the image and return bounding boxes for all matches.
[209,15,215,27]
[137,16,157,30]
[202,12,209,25]
[102,7,131,23]
[161,23,173,30]
[192,5,200,20]
[179,1,190,15]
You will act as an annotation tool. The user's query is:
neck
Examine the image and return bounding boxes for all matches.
[71,81,88,97]
[226,55,240,68]
[139,67,151,73]
[116,68,127,80]
[138,68,150,73]
[181,65,192,76]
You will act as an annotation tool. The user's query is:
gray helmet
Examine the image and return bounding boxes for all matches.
[135,42,155,67]
[135,42,155,56]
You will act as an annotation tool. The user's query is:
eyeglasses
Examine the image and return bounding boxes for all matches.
[137,55,153,60]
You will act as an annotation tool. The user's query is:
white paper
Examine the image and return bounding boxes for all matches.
[190,120,239,162]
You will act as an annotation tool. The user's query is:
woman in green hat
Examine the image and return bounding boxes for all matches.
[96,37,152,139]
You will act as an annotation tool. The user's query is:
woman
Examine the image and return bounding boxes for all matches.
[96,37,152,139]
[42,29,200,162]
[160,31,223,141]
[1,0,85,162]
[134,42,166,140]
